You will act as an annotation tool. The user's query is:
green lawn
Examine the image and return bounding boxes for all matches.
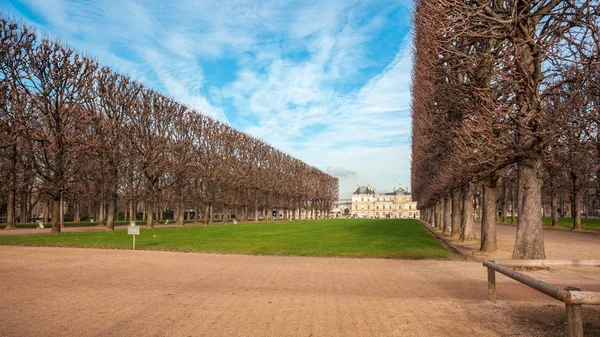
[501,217,600,229]
[0,219,448,259]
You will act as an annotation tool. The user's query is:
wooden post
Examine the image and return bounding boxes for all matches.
[565,286,583,337]
[487,267,497,303]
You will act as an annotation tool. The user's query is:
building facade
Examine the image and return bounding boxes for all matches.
[330,199,352,218]
[351,185,419,219]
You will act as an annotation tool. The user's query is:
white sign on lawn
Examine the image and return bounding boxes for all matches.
[128,222,140,249]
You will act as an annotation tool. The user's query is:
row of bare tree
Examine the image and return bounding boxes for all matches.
[411,1,599,259]
[0,18,339,233]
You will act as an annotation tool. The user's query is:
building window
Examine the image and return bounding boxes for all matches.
[376,206,379,210]
[376,212,379,216]
[409,205,412,210]
[361,197,364,202]
[409,212,413,216]
[367,205,370,210]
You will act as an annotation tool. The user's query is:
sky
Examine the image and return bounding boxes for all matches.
[1,0,415,199]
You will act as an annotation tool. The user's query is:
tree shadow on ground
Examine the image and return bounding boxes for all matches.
[469,301,600,337]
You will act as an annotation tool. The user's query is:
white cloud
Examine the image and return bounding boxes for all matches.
[5,0,414,198]
[326,166,357,177]
[227,34,415,198]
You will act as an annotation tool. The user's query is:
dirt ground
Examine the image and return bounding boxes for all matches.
[1,224,599,337]
[435,222,600,261]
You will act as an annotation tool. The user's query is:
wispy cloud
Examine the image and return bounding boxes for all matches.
[326,166,357,178]
[2,0,414,197]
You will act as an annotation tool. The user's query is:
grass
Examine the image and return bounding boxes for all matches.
[501,217,600,229]
[0,219,448,259]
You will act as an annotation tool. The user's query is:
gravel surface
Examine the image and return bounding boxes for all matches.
[437,222,600,261]
[1,221,599,336]
[1,245,599,337]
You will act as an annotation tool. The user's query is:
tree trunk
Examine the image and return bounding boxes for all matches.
[510,184,516,224]
[59,193,65,229]
[501,180,507,223]
[209,204,214,224]
[572,187,582,231]
[106,197,116,231]
[5,180,16,230]
[5,145,17,230]
[98,201,105,224]
[19,191,28,223]
[254,200,258,223]
[451,190,460,238]
[43,202,49,224]
[436,201,441,230]
[130,200,135,223]
[74,202,81,222]
[481,176,498,253]
[551,192,559,227]
[512,158,546,259]
[51,196,61,233]
[146,200,154,228]
[443,196,451,234]
[434,201,440,229]
[460,184,476,241]
[177,199,184,227]
[203,204,210,225]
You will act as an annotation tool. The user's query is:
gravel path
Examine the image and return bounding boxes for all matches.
[1,221,600,336]
[1,246,599,337]
[432,222,600,261]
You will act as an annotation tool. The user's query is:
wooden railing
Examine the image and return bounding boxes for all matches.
[483,260,600,337]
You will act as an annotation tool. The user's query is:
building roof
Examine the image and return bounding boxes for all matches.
[353,185,375,195]
[384,186,411,196]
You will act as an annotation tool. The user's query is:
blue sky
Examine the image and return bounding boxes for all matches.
[1,0,414,198]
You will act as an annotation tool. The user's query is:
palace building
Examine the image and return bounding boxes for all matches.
[351,185,419,219]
